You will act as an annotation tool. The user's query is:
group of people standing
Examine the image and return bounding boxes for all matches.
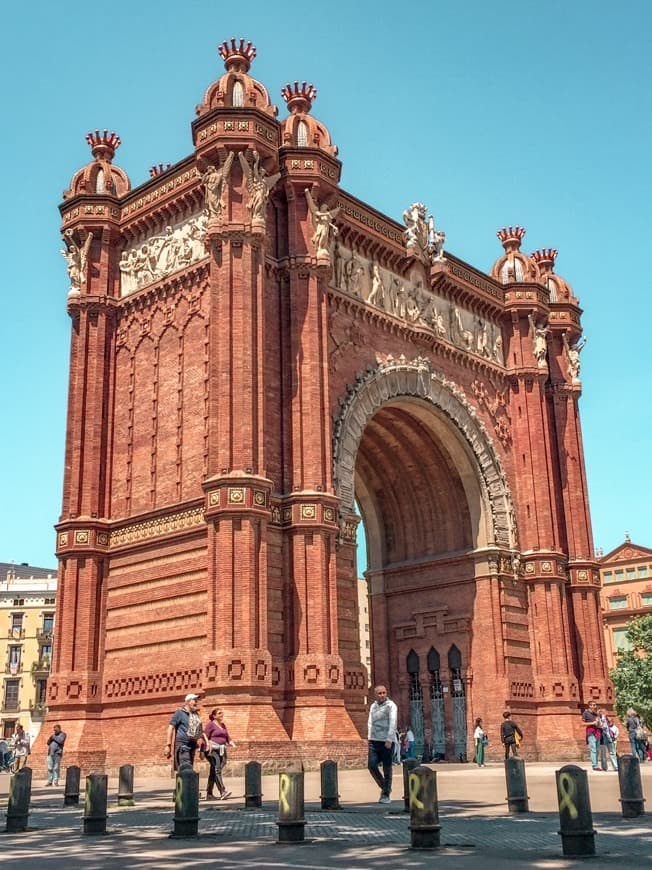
[166,693,236,800]
[472,711,524,767]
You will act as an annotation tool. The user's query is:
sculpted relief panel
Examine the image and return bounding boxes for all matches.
[119,211,209,296]
[331,244,503,365]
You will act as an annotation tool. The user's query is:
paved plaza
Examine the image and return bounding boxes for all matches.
[0,761,650,868]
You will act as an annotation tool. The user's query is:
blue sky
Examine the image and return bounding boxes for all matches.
[1,1,650,569]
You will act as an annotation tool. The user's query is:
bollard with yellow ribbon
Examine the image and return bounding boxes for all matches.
[555,764,595,857]
[408,765,441,850]
[402,758,419,813]
[276,770,305,843]
[171,766,199,838]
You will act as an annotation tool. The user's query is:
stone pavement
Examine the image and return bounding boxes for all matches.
[0,761,650,868]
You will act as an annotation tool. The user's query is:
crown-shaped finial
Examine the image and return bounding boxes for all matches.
[86,130,121,162]
[497,226,526,252]
[218,37,257,73]
[149,163,172,178]
[281,81,317,114]
[530,248,558,273]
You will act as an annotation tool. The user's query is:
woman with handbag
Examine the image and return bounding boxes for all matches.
[204,708,236,800]
[473,717,487,767]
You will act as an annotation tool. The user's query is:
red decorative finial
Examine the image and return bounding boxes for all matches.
[497,226,526,252]
[149,163,172,178]
[530,248,558,274]
[86,130,121,162]
[218,37,257,73]
[281,81,317,114]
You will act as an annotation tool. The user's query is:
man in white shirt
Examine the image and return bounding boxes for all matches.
[367,685,398,804]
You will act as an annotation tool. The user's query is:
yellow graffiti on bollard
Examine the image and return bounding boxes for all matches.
[558,772,579,820]
[408,771,424,811]
[279,773,291,813]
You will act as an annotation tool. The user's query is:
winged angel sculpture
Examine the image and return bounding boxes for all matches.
[239,150,281,226]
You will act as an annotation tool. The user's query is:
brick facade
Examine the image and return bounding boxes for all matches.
[39,40,610,773]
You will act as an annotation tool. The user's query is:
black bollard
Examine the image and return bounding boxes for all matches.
[244,760,263,809]
[320,759,341,810]
[64,765,81,806]
[276,771,305,843]
[402,758,419,812]
[117,764,135,806]
[408,765,441,849]
[618,755,646,818]
[171,766,200,837]
[505,757,530,813]
[6,767,32,833]
[555,764,596,858]
[83,774,108,834]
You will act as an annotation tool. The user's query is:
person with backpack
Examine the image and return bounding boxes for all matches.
[500,711,523,760]
[165,693,205,770]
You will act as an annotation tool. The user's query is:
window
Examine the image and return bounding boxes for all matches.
[42,613,54,634]
[613,628,632,651]
[638,566,649,578]
[232,80,244,107]
[12,598,24,607]
[3,679,19,711]
[11,613,23,631]
[297,121,308,147]
[44,597,55,605]
[603,571,613,582]
[641,593,652,607]
[95,168,105,193]
[7,646,21,674]
[615,570,624,578]
[608,596,628,610]
[40,643,52,664]
[35,679,47,705]
[626,568,636,581]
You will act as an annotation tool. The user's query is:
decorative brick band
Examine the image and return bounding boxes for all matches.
[109,506,205,548]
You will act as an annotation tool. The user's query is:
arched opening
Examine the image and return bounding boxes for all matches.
[334,358,517,760]
[297,120,308,147]
[232,80,244,107]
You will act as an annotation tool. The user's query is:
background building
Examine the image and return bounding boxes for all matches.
[599,537,652,669]
[357,578,371,685]
[0,562,57,742]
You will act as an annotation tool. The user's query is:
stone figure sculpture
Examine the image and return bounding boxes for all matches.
[61,228,93,293]
[562,332,586,383]
[403,202,429,255]
[239,150,280,225]
[427,215,446,262]
[202,152,234,222]
[305,189,340,259]
[528,313,550,368]
[367,263,385,307]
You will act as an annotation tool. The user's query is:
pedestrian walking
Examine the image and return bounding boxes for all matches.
[581,701,603,771]
[597,709,618,771]
[165,693,205,771]
[11,724,30,772]
[500,711,523,760]
[46,723,67,786]
[405,726,416,759]
[473,717,487,767]
[367,684,398,804]
[203,708,236,800]
[625,708,647,761]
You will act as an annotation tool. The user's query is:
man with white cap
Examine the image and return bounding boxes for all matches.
[165,692,204,770]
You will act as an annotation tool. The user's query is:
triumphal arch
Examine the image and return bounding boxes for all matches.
[49,39,610,770]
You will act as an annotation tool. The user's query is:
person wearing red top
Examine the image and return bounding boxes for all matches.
[581,701,603,771]
[203,708,236,800]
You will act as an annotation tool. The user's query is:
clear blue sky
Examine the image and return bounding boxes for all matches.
[1,1,650,569]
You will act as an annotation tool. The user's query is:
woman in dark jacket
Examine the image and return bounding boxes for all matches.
[625,708,646,761]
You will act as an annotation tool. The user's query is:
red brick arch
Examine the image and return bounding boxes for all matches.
[332,356,518,555]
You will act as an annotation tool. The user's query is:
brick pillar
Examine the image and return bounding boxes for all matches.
[278,177,361,744]
[505,304,580,751]
[41,209,121,770]
[548,338,610,702]
[201,211,292,749]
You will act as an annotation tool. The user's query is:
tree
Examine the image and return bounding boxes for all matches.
[610,614,652,727]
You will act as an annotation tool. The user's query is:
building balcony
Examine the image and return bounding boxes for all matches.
[7,628,25,640]
[36,629,53,643]
[29,701,47,719]
[4,663,21,675]
[31,658,51,675]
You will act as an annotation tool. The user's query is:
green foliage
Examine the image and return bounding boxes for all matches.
[610,614,652,727]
